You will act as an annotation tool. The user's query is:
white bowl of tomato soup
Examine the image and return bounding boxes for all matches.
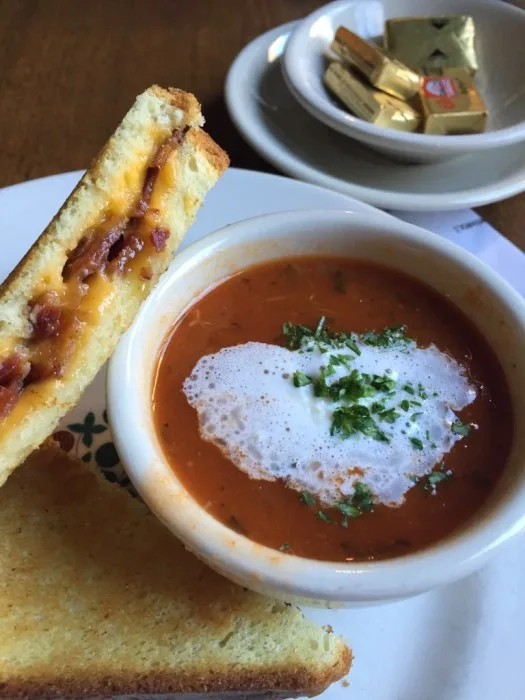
[107,209,525,605]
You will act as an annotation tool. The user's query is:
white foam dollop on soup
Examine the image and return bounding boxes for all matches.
[182,339,476,506]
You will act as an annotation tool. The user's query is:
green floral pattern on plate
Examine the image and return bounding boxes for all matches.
[52,367,135,493]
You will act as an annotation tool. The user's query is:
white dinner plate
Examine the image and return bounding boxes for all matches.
[0,169,524,699]
[225,22,525,211]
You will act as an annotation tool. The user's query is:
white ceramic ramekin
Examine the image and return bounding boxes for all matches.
[107,209,525,606]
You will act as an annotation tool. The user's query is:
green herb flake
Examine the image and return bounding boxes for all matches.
[330,369,376,404]
[371,401,386,414]
[335,501,361,519]
[427,470,448,487]
[409,437,424,450]
[379,407,400,424]
[344,336,361,356]
[410,412,423,422]
[451,420,473,437]
[328,353,351,369]
[330,405,390,443]
[314,316,326,338]
[293,371,312,388]
[352,482,374,512]
[333,482,374,525]
[370,374,396,392]
[361,325,412,348]
[299,490,315,507]
[283,322,311,349]
[399,399,410,412]
[317,510,333,524]
[403,384,415,395]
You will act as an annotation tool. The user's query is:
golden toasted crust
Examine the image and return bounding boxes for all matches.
[0,443,351,698]
[186,125,231,176]
[149,84,203,122]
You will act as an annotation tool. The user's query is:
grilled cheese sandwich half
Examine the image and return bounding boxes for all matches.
[0,86,229,485]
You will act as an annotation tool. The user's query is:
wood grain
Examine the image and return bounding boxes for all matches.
[0,0,523,249]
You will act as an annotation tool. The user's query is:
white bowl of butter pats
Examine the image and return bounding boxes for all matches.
[107,209,525,606]
[282,0,525,162]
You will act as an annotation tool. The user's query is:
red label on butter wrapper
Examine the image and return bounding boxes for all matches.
[423,76,457,99]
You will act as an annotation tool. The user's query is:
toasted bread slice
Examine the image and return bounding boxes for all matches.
[0,86,228,486]
[0,442,351,698]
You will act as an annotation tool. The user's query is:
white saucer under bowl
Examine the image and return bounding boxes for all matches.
[225,22,525,211]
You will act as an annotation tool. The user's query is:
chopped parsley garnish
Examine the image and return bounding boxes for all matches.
[317,511,334,524]
[379,407,400,424]
[409,437,424,450]
[285,319,474,475]
[370,374,396,392]
[314,316,326,338]
[352,482,374,512]
[451,420,473,437]
[328,354,346,368]
[283,322,314,350]
[293,370,312,387]
[427,470,448,486]
[283,319,365,356]
[411,463,452,493]
[299,490,315,506]
[360,325,412,348]
[330,405,390,443]
[313,367,393,405]
[425,464,451,491]
[343,336,361,356]
[335,502,361,519]
[326,364,337,377]
[333,482,374,526]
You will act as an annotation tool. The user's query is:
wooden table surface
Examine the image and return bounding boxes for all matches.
[0,0,522,248]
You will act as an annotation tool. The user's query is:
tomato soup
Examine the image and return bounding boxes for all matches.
[152,257,512,562]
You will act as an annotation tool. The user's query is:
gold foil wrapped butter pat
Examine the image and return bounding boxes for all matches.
[420,69,486,135]
[385,16,478,74]
[324,62,421,132]
[331,26,421,100]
